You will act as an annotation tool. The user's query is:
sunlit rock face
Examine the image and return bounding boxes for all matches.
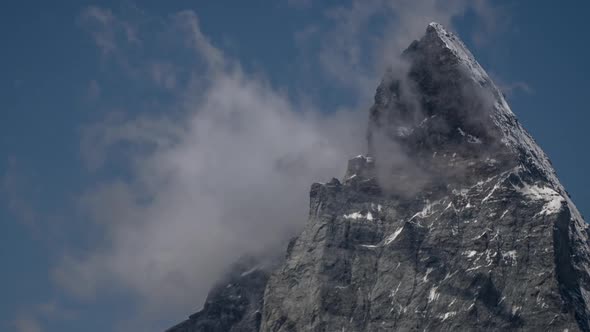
[169,23,590,332]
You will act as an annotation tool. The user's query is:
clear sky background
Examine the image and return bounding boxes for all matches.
[1,1,589,331]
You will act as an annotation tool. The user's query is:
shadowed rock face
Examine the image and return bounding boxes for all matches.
[166,257,274,332]
[168,23,590,332]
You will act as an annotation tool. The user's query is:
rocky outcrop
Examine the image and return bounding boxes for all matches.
[167,258,273,332]
[168,23,590,332]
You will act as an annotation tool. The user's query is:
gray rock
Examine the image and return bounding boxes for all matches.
[167,257,274,332]
[168,22,590,332]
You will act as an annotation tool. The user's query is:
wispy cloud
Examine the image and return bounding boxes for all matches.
[78,6,139,56]
[2,158,39,230]
[491,74,534,96]
[11,301,77,332]
[57,7,365,329]
[50,1,506,330]
[13,316,41,332]
[86,79,101,101]
[296,0,503,105]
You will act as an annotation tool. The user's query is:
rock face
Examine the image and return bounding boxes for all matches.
[168,23,590,332]
[166,258,272,332]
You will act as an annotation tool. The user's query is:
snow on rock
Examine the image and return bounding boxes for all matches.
[428,286,440,303]
[385,226,404,245]
[463,250,478,258]
[343,212,363,220]
[515,184,565,216]
[346,174,357,180]
[344,211,375,221]
[172,22,590,332]
[390,282,403,299]
[423,268,434,282]
[410,200,440,221]
[439,311,457,322]
[240,266,259,277]
[428,22,488,85]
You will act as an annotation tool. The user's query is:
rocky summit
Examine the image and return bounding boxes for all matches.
[167,23,590,332]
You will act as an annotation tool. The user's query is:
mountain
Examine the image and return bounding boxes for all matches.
[168,23,590,332]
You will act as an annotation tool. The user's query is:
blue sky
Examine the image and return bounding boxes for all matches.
[1,1,589,331]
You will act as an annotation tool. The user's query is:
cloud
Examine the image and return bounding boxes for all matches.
[78,6,139,56]
[174,11,225,71]
[149,62,177,90]
[13,316,41,332]
[57,8,365,327]
[53,2,507,330]
[11,301,77,332]
[503,81,534,95]
[297,0,501,104]
[86,80,101,100]
[492,77,534,96]
[286,0,503,198]
[1,158,39,230]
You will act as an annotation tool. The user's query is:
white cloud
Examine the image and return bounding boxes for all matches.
[54,2,504,329]
[57,9,365,326]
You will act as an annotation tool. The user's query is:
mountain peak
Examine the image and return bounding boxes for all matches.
[169,23,590,332]
[426,21,448,36]
[411,22,489,85]
[368,22,566,199]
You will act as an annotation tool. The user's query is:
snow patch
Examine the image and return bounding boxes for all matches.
[517,185,565,215]
[511,306,521,316]
[344,211,375,221]
[482,181,503,202]
[360,244,378,249]
[241,266,259,277]
[390,282,402,299]
[423,268,434,282]
[410,200,439,221]
[428,287,440,303]
[466,265,483,272]
[500,209,509,219]
[343,212,363,220]
[440,311,457,322]
[463,250,478,258]
[515,184,565,215]
[385,227,404,245]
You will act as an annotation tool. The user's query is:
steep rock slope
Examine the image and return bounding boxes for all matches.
[169,23,590,332]
[167,258,274,332]
[261,23,590,332]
